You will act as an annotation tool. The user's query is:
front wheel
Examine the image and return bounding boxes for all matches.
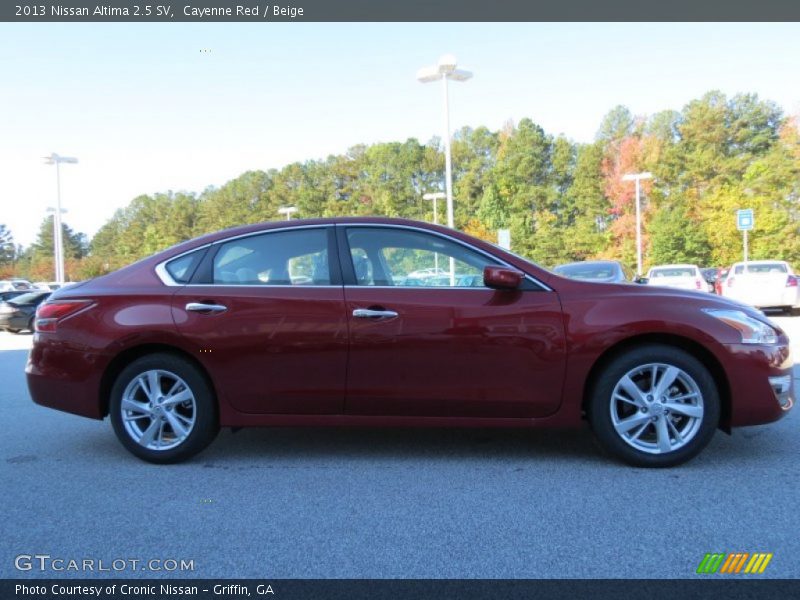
[109,353,219,463]
[588,345,720,467]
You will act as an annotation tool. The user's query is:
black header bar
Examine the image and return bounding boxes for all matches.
[3,0,800,22]
[3,579,800,600]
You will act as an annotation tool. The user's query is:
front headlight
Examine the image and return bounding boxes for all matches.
[703,308,779,344]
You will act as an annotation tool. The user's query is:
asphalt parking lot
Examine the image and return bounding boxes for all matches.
[1,315,798,580]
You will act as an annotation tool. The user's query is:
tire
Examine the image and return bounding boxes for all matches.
[588,344,720,468]
[109,353,219,464]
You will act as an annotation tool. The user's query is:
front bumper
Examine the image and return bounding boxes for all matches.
[768,374,794,411]
[725,341,794,427]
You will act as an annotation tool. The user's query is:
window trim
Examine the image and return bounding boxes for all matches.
[336,223,551,291]
[155,245,212,286]
[155,222,552,291]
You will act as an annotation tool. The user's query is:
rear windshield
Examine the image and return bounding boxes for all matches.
[736,263,789,274]
[649,268,696,278]
[555,263,619,280]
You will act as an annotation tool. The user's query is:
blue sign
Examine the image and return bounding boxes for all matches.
[737,209,754,231]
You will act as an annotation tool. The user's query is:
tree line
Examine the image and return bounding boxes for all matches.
[2,90,799,282]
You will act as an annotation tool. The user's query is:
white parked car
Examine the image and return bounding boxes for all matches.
[722,260,799,312]
[645,264,708,292]
[0,278,34,292]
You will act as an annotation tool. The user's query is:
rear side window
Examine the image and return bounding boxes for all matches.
[165,250,205,284]
[212,228,332,285]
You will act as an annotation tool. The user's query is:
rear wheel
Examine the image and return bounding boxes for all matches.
[109,353,218,463]
[589,345,720,467]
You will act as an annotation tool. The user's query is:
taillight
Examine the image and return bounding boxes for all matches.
[787,276,798,288]
[35,300,92,333]
[695,279,702,290]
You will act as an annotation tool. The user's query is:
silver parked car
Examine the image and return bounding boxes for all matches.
[553,260,632,283]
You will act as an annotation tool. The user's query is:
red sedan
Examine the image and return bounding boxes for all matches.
[26,218,794,466]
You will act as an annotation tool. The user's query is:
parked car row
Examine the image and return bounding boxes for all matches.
[553,259,799,313]
[0,279,67,292]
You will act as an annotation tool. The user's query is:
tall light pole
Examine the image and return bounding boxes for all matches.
[423,192,446,273]
[278,206,298,220]
[43,153,78,284]
[417,54,472,232]
[622,172,653,277]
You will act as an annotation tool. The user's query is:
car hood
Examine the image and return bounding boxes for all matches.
[552,277,767,318]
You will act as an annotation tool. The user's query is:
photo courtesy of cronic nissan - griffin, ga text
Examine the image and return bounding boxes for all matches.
[25,218,794,467]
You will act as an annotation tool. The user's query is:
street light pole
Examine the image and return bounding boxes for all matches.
[441,75,453,229]
[417,54,473,231]
[43,153,78,284]
[418,55,472,286]
[622,172,653,277]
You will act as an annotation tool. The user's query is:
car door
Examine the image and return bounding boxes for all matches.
[339,224,567,419]
[171,226,349,415]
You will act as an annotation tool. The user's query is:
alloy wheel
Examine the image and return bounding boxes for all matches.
[120,369,197,451]
[609,362,704,455]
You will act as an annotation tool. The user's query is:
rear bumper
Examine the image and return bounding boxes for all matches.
[725,341,794,427]
[25,334,106,420]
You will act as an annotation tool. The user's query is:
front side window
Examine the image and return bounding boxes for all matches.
[212,228,331,285]
[345,227,496,288]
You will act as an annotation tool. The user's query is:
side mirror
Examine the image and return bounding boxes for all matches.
[484,266,524,290]
[634,277,649,285]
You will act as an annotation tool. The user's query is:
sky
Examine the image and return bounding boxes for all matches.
[1,22,799,247]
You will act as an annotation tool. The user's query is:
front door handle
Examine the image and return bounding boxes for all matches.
[353,308,398,319]
[186,302,228,314]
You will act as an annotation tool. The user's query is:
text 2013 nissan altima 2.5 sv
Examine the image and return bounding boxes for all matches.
[26,218,794,466]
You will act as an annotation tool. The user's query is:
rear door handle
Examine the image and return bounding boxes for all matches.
[353,308,398,319]
[186,302,228,314]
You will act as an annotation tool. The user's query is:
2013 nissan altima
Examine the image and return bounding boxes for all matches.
[26,218,794,466]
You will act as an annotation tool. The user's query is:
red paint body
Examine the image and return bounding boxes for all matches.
[26,218,793,431]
